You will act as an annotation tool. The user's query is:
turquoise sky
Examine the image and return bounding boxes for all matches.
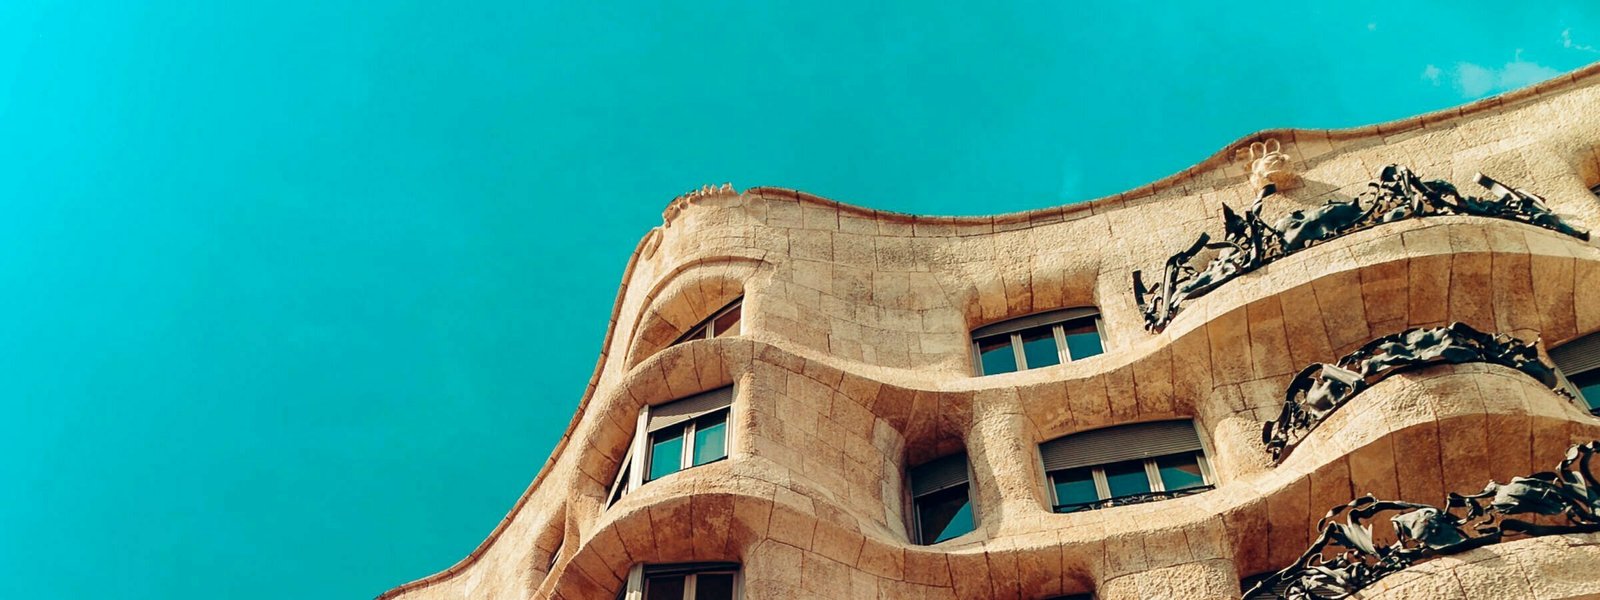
[2,2,1597,598]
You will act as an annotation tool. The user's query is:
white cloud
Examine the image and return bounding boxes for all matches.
[1421,64,1442,86]
[1446,51,1561,98]
[1563,28,1598,53]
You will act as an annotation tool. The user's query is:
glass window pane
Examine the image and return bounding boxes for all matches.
[915,484,975,544]
[676,323,708,346]
[1019,326,1062,370]
[644,574,686,600]
[692,411,729,466]
[1155,452,1207,492]
[694,573,736,600]
[977,336,1018,375]
[1050,467,1099,511]
[1571,370,1600,413]
[712,304,742,338]
[648,426,686,481]
[1061,319,1104,360]
[1103,459,1152,498]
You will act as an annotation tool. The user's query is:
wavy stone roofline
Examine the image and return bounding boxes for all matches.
[739,60,1600,227]
[376,60,1600,599]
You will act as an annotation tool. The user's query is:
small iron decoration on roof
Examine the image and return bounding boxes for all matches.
[1244,440,1600,600]
[1133,165,1591,332]
[1261,322,1567,463]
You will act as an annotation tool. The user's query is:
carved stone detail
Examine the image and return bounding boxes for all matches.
[1133,165,1591,331]
[1262,323,1564,462]
[1249,139,1298,191]
[1244,441,1600,599]
[662,183,737,228]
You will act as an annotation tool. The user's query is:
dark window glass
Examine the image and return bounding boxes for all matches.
[712,305,742,338]
[1020,325,1062,369]
[1062,319,1104,360]
[916,484,975,544]
[1050,467,1099,510]
[692,412,729,466]
[1571,370,1600,413]
[694,573,736,600]
[1103,459,1152,498]
[977,335,1018,375]
[1155,453,1206,491]
[676,323,708,345]
[644,574,686,600]
[648,426,686,481]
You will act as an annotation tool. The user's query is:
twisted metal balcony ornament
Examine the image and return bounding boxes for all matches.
[1263,323,1565,462]
[1133,165,1591,331]
[1243,441,1600,600]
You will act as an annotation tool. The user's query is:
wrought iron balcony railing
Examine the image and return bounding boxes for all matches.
[1133,165,1590,331]
[1052,485,1214,514]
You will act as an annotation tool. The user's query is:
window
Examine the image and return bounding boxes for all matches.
[673,298,742,346]
[546,541,563,572]
[607,448,633,506]
[1550,333,1600,415]
[647,403,729,481]
[608,387,735,506]
[971,307,1105,376]
[909,453,977,544]
[1040,420,1213,513]
[617,563,741,600]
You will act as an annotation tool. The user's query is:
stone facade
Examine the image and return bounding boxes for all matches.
[378,63,1600,600]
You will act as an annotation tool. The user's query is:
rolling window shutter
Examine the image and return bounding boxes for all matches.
[910,453,969,497]
[646,386,734,433]
[971,307,1099,339]
[1039,420,1203,472]
[1551,333,1600,377]
[642,562,741,577]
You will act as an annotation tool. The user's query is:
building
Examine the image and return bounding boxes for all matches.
[379,63,1600,600]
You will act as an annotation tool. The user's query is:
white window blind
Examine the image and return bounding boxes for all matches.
[647,386,734,433]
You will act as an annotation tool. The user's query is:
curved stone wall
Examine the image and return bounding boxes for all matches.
[378,64,1600,599]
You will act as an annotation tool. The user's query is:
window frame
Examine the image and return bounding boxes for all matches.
[546,541,564,572]
[618,563,743,600]
[1046,451,1214,511]
[1547,332,1600,416]
[646,410,730,482]
[607,445,634,506]
[908,454,979,545]
[1039,420,1217,514]
[971,310,1106,376]
[1562,369,1600,416]
[608,386,737,507]
[672,297,744,346]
